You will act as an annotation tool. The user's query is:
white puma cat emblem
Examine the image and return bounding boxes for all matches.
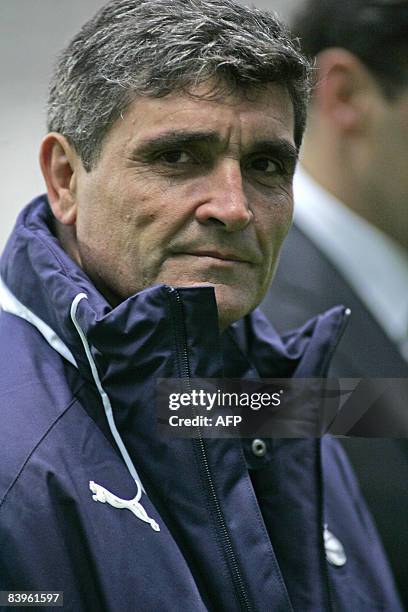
[89,481,160,532]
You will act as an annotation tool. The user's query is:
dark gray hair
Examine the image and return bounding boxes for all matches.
[47,0,311,171]
[292,0,408,99]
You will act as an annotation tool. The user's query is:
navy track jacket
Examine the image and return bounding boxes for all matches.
[0,197,403,611]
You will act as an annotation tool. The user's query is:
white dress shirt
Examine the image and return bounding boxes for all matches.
[293,167,408,361]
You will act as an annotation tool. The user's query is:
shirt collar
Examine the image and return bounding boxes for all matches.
[293,166,408,347]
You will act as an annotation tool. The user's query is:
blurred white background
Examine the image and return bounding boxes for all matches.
[0,0,302,250]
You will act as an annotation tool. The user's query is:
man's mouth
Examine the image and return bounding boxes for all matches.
[184,250,250,263]
[172,249,257,265]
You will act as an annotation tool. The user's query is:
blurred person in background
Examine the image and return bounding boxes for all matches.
[261,0,408,605]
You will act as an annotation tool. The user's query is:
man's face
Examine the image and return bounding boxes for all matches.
[71,84,296,329]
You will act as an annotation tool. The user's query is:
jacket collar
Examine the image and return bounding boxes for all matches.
[1,195,349,383]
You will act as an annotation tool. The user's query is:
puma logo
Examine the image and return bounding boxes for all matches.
[89,481,160,532]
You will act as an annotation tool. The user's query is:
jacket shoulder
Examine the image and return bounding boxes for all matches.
[0,310,78,502]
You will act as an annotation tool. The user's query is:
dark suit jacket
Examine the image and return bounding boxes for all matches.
[261,223,408,608]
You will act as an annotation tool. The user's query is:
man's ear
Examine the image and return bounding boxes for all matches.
[313,48,378,134]
[39,133,79,225]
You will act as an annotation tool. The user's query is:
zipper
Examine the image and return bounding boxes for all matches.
[166,286,253,612]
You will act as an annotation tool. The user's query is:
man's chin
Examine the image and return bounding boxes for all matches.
[212,284,258,332]
[154,277,260,330]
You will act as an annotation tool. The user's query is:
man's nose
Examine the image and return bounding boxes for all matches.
[195,160,253,232]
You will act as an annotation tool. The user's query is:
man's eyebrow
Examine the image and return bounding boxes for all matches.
[131,131,298,163]
[250,139,299,164]
[132,130,221,154]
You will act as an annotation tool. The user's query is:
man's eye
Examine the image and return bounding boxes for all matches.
[158,150,193,164]
[250,157,283,175]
